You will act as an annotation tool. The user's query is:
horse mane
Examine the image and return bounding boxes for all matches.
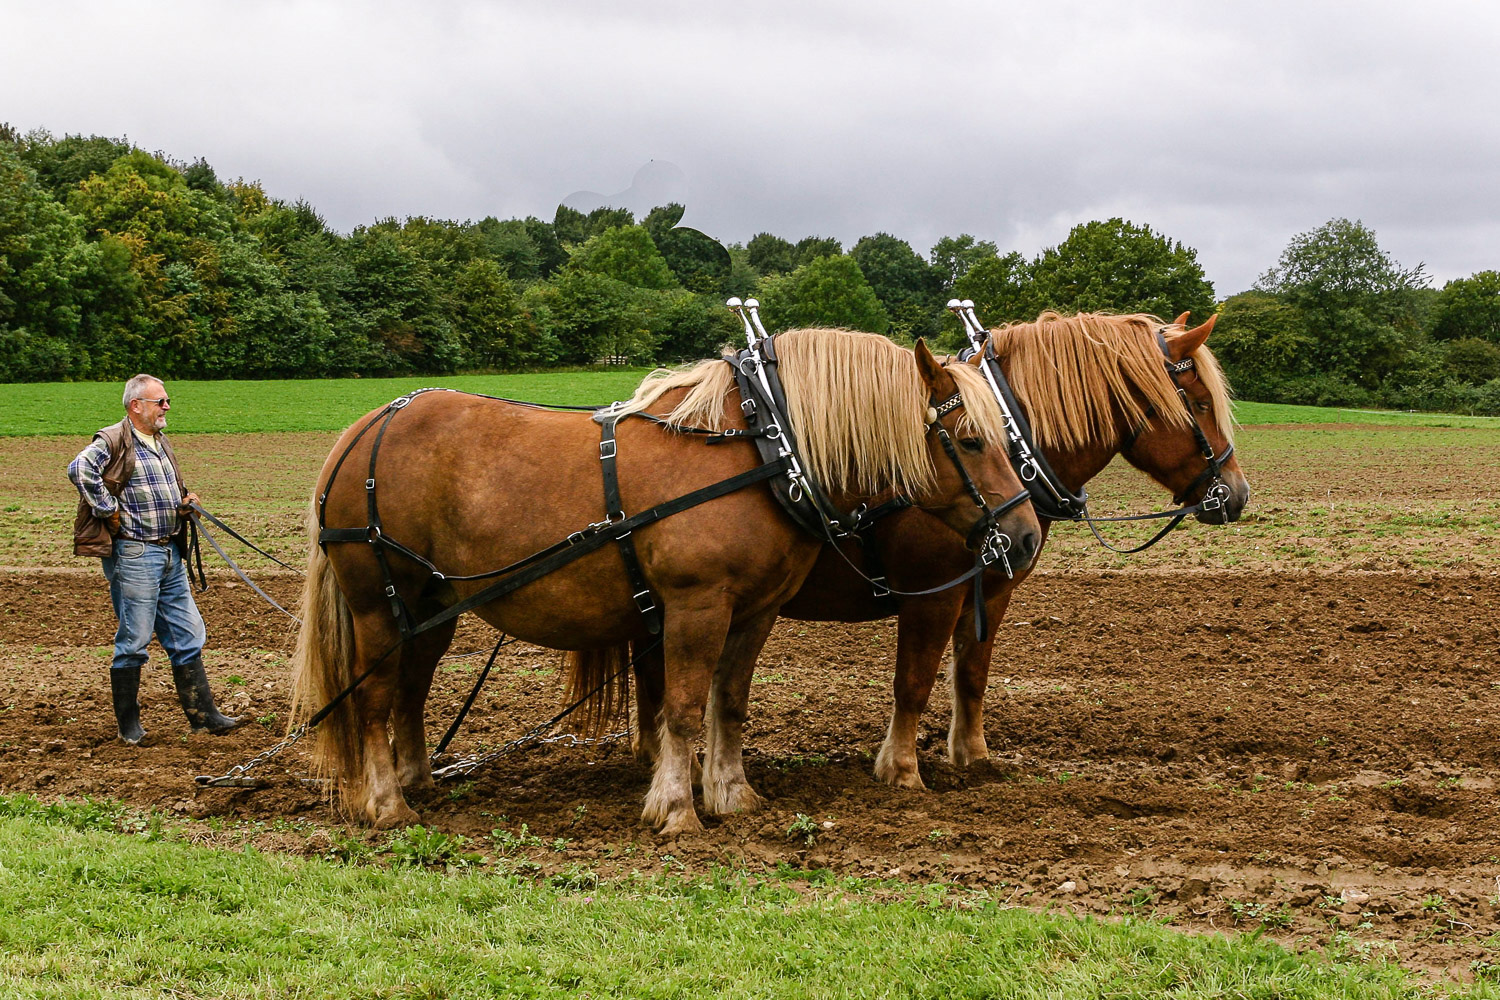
[614,328,1012,496]
[988,312,1235,452]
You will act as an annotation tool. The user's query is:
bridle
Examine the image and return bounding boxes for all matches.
[1120,328,1236,513]
[949,300,1236,554]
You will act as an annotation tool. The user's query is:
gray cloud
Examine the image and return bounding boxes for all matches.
[4,0,1497,294]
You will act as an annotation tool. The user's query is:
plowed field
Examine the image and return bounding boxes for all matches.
[4,422,1499,976]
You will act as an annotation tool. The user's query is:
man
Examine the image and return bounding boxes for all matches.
[68,373,242,745]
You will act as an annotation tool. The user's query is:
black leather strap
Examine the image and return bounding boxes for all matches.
[599,414,661,634]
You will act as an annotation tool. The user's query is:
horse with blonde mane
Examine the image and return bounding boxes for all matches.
[631,311,1250,791]
[291,328,1039,833]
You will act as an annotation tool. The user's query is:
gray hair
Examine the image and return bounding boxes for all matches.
[123,373,165,409]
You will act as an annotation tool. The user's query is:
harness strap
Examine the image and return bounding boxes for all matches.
[374,458,792,646]
[598,414,662,634]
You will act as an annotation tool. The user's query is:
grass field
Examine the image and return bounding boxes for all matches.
[0,797,1454,999]
[0,371,655,436]
[5,373,1500,436]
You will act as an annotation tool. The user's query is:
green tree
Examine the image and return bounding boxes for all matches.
[755,254,889,334]
[1257,217,1428,389]
[0,144,137,379]
[451,258,541,367]
[548,269,657,364]
[1029,218,1215,321]
[950,251,1034,326]
[645,205,730,294]
[851,232,941,341]
[568,225,678,290]
[18,131,134,196]
[793,235,842,266]
[1212,291,1318,401]
[1429,270,1500,343]
[746,232,795,276]
[930,234,998,293]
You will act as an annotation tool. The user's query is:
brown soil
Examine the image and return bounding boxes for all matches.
[3,567,1499,977]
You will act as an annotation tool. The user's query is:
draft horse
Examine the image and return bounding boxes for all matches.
[631,311,1250,790]
[291,329,1040,833]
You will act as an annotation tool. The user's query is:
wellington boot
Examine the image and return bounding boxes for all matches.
[171,657,243,734]
[110,666,146,745]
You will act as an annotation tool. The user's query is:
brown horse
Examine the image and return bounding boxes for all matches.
[291,329,1040,833]
[632,311,1249,790]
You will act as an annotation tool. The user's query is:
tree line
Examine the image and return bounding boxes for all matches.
[2,126,1497,413]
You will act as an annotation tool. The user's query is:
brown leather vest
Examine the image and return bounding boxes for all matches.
[72,418,187,557]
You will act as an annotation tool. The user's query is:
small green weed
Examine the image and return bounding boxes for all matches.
[492,823,544,853]
[384,825,481,868]
[787,813,820,846]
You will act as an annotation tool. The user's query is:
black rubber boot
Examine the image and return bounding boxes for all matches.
[110,666,146,745]
[171,656,243,734]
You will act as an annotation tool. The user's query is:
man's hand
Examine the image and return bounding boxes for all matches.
[179,491,200,518]
[106,509,121,536]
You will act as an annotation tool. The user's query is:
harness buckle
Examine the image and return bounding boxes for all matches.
[871,576,891,598]
[390,395,412,409]
[384,584,396,598]
[632,589,657,613]
[599,439,617,460]
[740,398,757,419]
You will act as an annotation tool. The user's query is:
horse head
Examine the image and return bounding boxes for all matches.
[911,339,1042,569]
[1120,313,1251,524]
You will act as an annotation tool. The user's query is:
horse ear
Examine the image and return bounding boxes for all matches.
[1166,314,1217,361]
[1172,311,1192,328]
[913,338,943,389]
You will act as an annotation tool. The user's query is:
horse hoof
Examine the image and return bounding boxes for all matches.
[949,744,989,769]
[704,781,765,816]
[656,810,705,837]
[372,805,421,830]
[874,758,926,791]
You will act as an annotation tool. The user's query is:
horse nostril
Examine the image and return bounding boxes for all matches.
[1015,529,1039,566]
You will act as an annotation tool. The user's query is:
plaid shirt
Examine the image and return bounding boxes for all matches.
[69,433,184,542]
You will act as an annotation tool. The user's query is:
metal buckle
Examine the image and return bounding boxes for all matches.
[365,478,376,490]
[1201,482,1229,512]
[740,398,757,418]
[390,395,412,409]
[871,576,891,598]
[599,439,617,460]
[633,589,656,612]
[384,584,396,597]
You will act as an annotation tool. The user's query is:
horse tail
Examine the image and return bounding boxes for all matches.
[563,644,630,737]
[289,500,361,802]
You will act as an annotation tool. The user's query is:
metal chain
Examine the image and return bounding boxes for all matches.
[430,729,629,782]
[195,722,311,787]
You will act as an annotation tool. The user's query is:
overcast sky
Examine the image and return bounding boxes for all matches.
[5,1,1497,296]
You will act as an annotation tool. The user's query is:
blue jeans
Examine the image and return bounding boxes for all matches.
[101,538,206,672]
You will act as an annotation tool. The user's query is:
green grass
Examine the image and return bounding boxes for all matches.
[0,370,654,436]
[6,373,1500,436]
[1234,400,1500,429]
[0,807,1453,999]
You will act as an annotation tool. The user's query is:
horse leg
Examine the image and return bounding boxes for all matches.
[701,611,776,816]
[948,588,1014,766]
[349,616,420,830]
[874,598,963,790]
[632,640,665,764]
[391,612,457,791]
[642,602,731,836]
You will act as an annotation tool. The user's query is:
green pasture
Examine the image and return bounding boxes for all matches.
[0,371,654,436]
[0,799,1458,999]
[6,373,1500,436]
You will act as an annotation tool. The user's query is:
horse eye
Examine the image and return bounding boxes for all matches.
[960,437,984,453]
[1194,401,1212,415]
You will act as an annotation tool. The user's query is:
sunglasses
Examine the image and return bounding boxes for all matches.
[136,396,171,407]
